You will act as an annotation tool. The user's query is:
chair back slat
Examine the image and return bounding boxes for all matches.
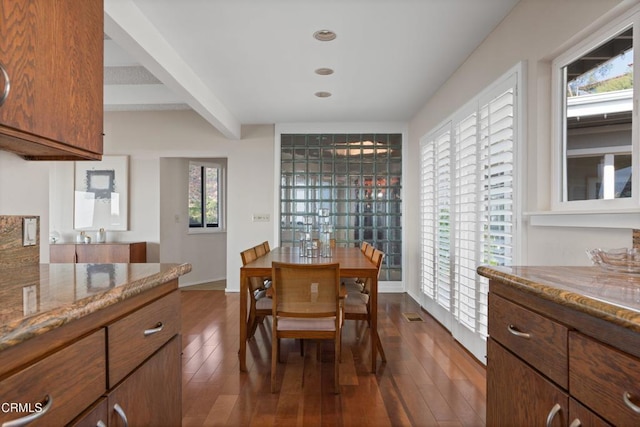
[272,262,340,318]
[255,243,267,257]
[364,244,375,259]
[241,247,257,266]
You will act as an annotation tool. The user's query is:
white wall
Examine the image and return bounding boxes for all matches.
[49,110,275,289]
[0,151,51,261]
[406,0,634,299]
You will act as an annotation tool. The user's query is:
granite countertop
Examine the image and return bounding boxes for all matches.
[0,263,192,352]
[477,265,640,333]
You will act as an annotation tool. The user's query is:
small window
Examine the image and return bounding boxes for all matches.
[189,162,221,228]
[553,9,639,209]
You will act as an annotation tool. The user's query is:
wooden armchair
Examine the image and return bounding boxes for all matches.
[344,248,386,362]
[270,262,342,394]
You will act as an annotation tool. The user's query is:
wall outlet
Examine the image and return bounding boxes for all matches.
[310,282,319,293]
[252,213,270,222]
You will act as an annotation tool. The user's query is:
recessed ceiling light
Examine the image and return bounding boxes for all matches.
[313,30,336,42]
[315,67,334,76]
[315,91,332,98]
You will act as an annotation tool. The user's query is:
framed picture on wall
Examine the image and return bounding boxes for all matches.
[74,155,129,231]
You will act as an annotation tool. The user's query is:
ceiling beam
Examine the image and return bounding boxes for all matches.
[104,0,241,139]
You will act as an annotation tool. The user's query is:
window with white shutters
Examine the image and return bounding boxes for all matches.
[419,66,520,363]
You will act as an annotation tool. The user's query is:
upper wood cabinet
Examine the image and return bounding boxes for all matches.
[0,0,103,160]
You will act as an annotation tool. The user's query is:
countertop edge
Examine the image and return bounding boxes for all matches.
[477,265,640,333]
[0,263,192,352]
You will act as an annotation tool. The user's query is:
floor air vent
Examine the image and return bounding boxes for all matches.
[402,312,423,322]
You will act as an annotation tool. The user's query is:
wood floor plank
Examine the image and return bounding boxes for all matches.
[180,290,486,426]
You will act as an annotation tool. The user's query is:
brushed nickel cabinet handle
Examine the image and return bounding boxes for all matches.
[545,403,562,427]
[569,418,581,427]
[507,324,531,339]
[113,403,129,427]
[1,395,52,427]
[96,421,106,427]
[0,62,10,106]
[623,391,640,414]
[143,322,164,336]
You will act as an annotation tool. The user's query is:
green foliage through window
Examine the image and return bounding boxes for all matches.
[189,164,219,228]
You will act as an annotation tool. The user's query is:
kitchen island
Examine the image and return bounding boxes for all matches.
[0,262,191,426]
[478,265,640,426]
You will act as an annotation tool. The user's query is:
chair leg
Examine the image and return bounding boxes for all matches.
[376,333,386,362]
[271,331,278,393]
[334,335,340,394]
[248,314,262,338]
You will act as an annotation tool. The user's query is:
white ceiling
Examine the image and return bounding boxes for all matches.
[103,0,520,139]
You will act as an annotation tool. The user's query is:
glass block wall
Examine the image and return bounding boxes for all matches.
[279,133,402,281]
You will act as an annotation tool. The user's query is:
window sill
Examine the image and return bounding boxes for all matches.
[526,210,640,228]
[187,228,226,235]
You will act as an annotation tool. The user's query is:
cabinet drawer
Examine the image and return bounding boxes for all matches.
[489,293,568,388]
[0,330,106,427]
[570,332,640,426]
[107,290,180,387]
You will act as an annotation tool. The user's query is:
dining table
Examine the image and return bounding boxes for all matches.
[239,246,380,373]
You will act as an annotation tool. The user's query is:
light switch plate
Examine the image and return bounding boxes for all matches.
[22,217,37,246]
[252,213,270,222]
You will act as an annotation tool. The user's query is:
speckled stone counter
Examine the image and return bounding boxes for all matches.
[477,265,640,333]
[0,262,192,352]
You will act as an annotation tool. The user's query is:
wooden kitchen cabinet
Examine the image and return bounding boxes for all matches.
[0,282,182,427]
[487,280,640,426]
[50,242,147,263]
[0,0,103,160]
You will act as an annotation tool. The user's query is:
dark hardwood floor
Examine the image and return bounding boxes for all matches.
[180,290,486,426]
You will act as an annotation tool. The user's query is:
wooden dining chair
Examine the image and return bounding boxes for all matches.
[344,248,386,362]
[345,241,374,294]
[241,247,272,338]
[270,262,342,394]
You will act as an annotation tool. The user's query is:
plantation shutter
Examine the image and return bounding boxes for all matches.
[420,67,519,363]
[453,111,480,333]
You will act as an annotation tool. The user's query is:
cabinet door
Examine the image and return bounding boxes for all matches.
[488,339,568,426]
[0,0,37,132]
[38,0,103,155]
[68,398,108,427]
[108,336,181,427]
[50,244,77,263]
[76,244,129,263]
[0,0,102,159]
